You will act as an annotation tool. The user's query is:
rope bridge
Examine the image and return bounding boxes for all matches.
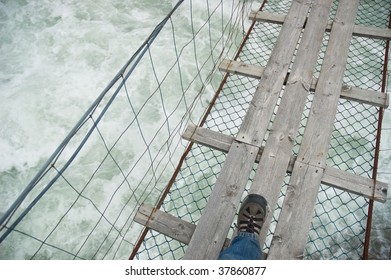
[0,0,254,260]
[1,0,390,260]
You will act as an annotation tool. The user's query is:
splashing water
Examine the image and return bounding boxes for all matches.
[0,0,390,259]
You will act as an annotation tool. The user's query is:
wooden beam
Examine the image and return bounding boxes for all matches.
[269,163,324,259]
[183,141,258,259]
[341,85,389,108]
[353,25,391,40]
[134,204,232,248]
[323,166,388,201]
[236,0,312,147]
[219,59,264,80]
[182,124,388,203]
[249,11,285,25]
[134,204,194,245]
[267,0,361,260]
[248,0,334,251]
[183,0,313,260]
[250,11,391,40]
[249,11,286,25]
[219,59,389,108]
[182,124,234,153]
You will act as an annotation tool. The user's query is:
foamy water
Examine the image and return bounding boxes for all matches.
[0,0,390,259]
[0,0,171,207]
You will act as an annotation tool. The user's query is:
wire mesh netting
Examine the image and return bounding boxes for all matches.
[135,0,390,260]
[0,0,256,259]
[1,0,390,260]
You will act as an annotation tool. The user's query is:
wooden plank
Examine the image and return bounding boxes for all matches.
[251,11,391,40]
[219,59,389,108]
[134,204,195,245]
[268,0,361,260]
[182,124,233,153]
[183,0,312,260]
[323,166,388,201]
[249,0,334,249]
[134,204,232,248]
[219,59,264,80]
[249,11,286,25]
[183,141,258,259]
[298,4,359,168]
[182,124,388,202]
[268,163,324,259]
[353,25,391,40]
[236,0,312,146]
[341,85,389,108]
[183,124,263,163]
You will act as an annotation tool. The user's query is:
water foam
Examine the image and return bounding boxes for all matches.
[0,0,390,260]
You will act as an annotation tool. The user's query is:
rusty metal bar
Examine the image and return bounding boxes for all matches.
[363,10,391,260]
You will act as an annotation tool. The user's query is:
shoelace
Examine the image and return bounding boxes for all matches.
[239,209,263,234]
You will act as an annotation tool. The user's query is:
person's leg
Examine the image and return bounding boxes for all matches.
[218,232,262,260]
[218,194,267,260]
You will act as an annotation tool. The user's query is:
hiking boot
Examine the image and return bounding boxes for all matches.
[237,194,267,236]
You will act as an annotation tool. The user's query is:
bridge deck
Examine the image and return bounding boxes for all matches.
[135,0,389,260]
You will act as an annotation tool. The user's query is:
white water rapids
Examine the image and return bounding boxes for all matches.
[0,0,390,259]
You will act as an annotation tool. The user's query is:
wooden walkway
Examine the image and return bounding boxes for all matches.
[135,0,389,259]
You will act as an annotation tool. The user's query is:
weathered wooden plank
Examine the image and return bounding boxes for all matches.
[219,59,264,80]
[268,166,389,260]
[182,123,233,153]
[183,141,258,259]
[219,59,389,108]
[249,0,334,249]
[249,11,286,25]
[332,24,391,40]
[353,25,391,40]
[298,5,359,167]
[183,0,312,260]
[134,204,194,245]
[251,11,391,40]
[134,204,232,248]
[268,163,324,259]
[323,166,388,201]
[268,0,360,259]
[236,0,312,147]
[183,124,263,163]
[341,85,389,108]
[182,124,388,202]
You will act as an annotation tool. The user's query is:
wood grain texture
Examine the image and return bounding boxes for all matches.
[251,11,391,40]
[183,141,258,259]
[249,0,334,249]
[219,59,388,108]
[268,0,361,259]
[134,204,194,245]
[236,0,312,147]
[134,204,232,248]
[184,0,312,260]
[182,125,388,201]
[268,163,324,259]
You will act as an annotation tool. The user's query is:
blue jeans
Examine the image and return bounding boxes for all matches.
[218,232,262,260]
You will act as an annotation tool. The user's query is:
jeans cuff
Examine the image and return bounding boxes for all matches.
[237,231,258,240]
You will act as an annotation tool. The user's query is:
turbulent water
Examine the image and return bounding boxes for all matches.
[0,0,390,259]
[0,0,184,221]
